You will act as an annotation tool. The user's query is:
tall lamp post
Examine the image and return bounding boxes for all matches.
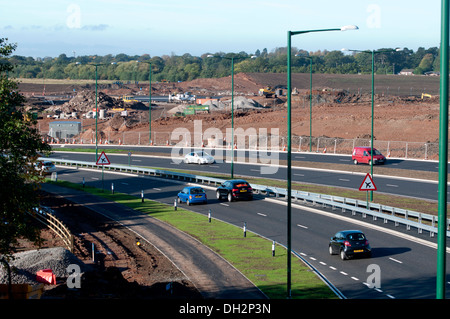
[286,25,358,298]
[89,63,110,160]
[138,60,153,144]
[208,54,256,178]
[437,0,449,300]
[341,47,400,201]
[295,54,314,151]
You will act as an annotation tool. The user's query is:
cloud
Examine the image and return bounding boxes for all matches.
[81,24,109,31]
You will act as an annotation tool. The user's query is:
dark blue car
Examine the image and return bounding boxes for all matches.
[177,186,207,205]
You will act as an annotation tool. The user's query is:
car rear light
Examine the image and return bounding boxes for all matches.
[344,241,351,247]
[232,188,239,192]
[365,240,369,246]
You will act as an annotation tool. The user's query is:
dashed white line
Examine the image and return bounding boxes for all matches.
[294,173,305,177]
[339,178,350,182]
[309,257,317,261]
[257,213,267,217]
[329,266,337,271]
[319,261,327,266]
[153,188,161,191]
[296,224,308,229]
[220,203,229,207]
[387,184,399,188]
[351,276,359,281]
[340,271,348,276]
[389,257,403,264]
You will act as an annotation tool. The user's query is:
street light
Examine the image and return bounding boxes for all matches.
[286,25,358,298]
[341,47,401,201]
[88,62,115,160]
[437,0,448,300]
[294,53,313,151]
[137,60,153,144]
[207,54,256,178]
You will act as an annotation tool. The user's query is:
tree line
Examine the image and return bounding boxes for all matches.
[6,46,441,83]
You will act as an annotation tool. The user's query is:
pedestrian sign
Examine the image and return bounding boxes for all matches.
[359,173,377,191]
[96,151,111,165]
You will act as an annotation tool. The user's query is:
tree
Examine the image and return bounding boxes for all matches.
[0,38,52,256]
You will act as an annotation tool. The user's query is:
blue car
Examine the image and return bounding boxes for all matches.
[177,186,207,205]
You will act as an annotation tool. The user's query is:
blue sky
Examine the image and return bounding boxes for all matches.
[0,0,442,58]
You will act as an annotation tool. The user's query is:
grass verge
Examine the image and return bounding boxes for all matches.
[45,179,337,299]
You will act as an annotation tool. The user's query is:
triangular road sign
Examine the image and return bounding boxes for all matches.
[359,173,377,191]
[96,151,111,165]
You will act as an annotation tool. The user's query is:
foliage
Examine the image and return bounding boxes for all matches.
[0,38,52,256]
[6,46,442,83]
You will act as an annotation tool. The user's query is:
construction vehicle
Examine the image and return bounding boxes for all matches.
[421,93,433,99]
[259,86,276,98]
[122,95,138,103]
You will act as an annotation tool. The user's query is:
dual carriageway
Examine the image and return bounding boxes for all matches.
[46,145,450,299]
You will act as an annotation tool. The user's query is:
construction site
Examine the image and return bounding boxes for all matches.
[21,72,441,159]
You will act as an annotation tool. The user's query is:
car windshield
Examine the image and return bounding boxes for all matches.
[369,149,382,155]
[190,188,205,194]
[346,233,366,241]
[195,152,209,157]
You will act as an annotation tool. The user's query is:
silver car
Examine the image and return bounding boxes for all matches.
[184,151,215,164]
[35,160,57,175]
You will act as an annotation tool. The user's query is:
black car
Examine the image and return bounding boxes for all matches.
[216,179,253,202]
[329,230,371,260]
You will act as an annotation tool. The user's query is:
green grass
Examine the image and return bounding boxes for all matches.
[47,179,337,299]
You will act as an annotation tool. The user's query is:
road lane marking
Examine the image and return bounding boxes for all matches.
[387,184,399,187]
[329,266,337,270]
[296,224,308,229]
[257,213,267,217]
[339,178,350,182]
[220,203,229,207]
[309,257,316,261]
[91,177,99,180]
[319,261,327,266]
[340,271,348,276]
[153,188,161,191]
[389,257,403,264]
[351,277,359,281]
[294,173,304,177]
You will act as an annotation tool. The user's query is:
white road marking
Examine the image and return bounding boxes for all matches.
[389,257,403,264]
[257,213,267,217]
[297,224,308,229]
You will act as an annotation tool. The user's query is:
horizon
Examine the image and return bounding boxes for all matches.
[1,1,441,59]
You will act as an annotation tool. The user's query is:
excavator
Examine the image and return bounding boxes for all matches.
[259,86,276,98]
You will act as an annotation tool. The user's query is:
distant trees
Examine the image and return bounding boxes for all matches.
[6,46,442,82]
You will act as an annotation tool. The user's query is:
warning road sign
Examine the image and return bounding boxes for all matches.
[359,173,377,191]
[96,151,111,165]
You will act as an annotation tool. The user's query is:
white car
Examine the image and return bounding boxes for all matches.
[35,160,57,175]
[184,151,215,164]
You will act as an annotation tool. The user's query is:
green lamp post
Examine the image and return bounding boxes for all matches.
[286,25,358,298]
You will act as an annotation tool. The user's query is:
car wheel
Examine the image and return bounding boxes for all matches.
[227,192,233,202]
[329,245,335,255]
[177,197,181,204]
[340,249,347,260]
[187,199,191,206]
[353,159,358,165]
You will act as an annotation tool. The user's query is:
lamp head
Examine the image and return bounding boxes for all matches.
[340,25,359,31]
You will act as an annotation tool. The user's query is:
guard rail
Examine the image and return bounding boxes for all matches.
[41,157,450,238]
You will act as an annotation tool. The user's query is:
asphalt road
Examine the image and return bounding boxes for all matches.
[52,165,450,299]
[49,149,441,201]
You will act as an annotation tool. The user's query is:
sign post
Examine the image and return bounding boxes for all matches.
[96,151,111,191]
[359,173,377,208]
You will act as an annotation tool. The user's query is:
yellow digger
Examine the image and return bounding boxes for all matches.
[259,86,276,98]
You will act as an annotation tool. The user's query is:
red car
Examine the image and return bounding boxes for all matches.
[352,146,386,165]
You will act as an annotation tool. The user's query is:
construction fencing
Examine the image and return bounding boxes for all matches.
[40,130,440,161]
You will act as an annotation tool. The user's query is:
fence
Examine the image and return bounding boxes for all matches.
[40,130,441,161]
[43,157,450,239]
[29,206,74,252]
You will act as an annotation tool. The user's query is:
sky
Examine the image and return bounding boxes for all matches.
[0,0,443,58]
